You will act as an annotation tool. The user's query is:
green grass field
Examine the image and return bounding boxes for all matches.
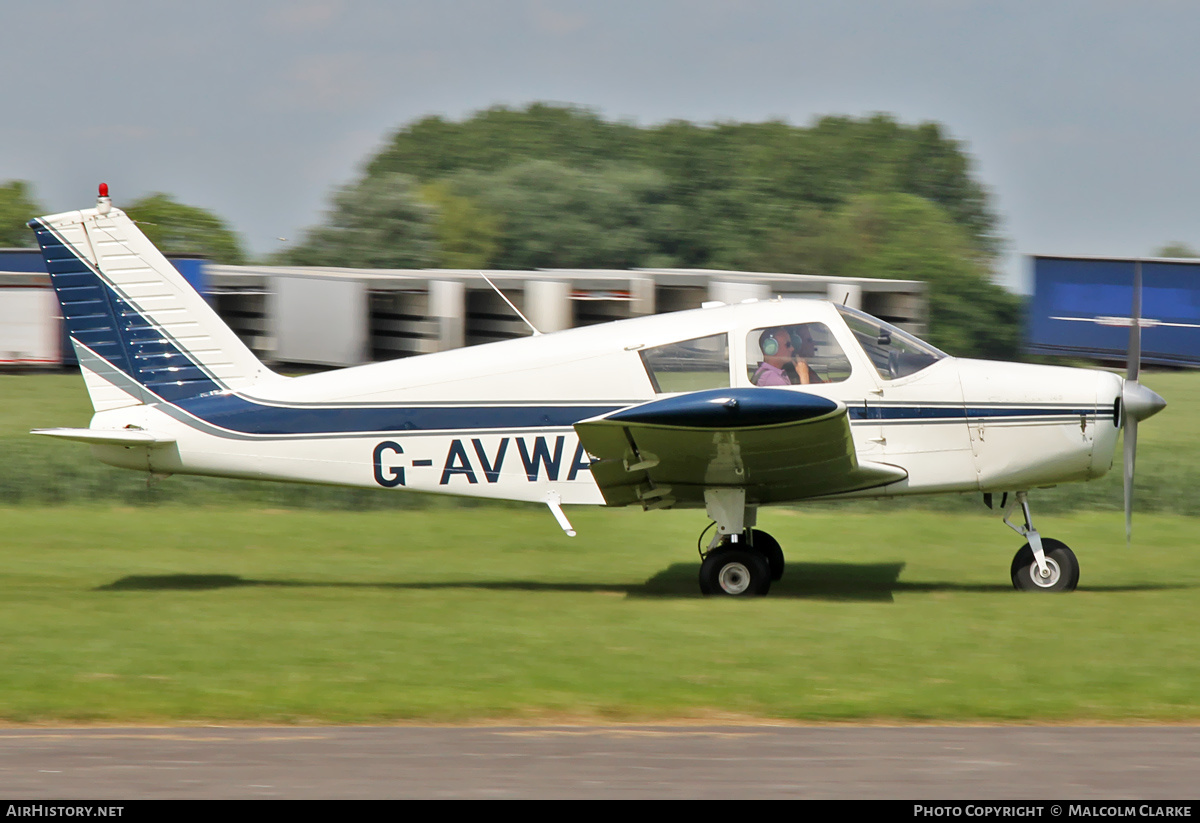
[0,506,1197,724]
[0,370,1197,724]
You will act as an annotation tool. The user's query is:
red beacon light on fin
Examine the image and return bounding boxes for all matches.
[97,182,111,215]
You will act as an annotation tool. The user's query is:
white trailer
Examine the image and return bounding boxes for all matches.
[0,274,61,367]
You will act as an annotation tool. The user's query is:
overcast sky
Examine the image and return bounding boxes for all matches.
[3,0,1198,291]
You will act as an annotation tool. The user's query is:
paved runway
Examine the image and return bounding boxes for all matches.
[1,726,1197,799]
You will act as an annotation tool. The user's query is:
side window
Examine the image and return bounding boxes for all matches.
[747,323,851,386]
[640,333,730,393]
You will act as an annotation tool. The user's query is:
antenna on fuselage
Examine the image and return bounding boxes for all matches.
[479,271,541,336]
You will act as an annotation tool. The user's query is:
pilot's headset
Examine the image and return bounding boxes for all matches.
[759,328,783,357]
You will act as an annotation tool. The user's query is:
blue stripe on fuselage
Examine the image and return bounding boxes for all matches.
[848,406,1094,421]
[176,397,1095,438]
[175,393,621,435]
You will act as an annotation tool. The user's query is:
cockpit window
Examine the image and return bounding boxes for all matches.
[640,333,730,393]
[746,323,851,386]
[836,305,946,380]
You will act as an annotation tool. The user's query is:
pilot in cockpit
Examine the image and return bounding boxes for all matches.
[752,326,823,386]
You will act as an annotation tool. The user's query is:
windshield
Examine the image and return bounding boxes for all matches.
[835,305,947,380]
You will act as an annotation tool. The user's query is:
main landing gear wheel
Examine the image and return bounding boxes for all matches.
[1010,538,1079,592]
[699,547,772,597]
[749,529,784,581]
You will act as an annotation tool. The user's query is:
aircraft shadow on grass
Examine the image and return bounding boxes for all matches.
[94,566,1195,601]
[621,563,1193,599]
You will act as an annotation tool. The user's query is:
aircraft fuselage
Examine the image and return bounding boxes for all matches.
[84,299,1123,507]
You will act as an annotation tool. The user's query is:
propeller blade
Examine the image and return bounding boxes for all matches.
[1123,415,1137,544]
[1119,378,1167,544]
[1122,260,1150,543]
[1127,261,1142,384]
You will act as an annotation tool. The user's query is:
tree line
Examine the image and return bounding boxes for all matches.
[277,106,1021,358]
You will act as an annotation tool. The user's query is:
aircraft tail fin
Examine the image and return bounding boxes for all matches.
[28,188,277,412]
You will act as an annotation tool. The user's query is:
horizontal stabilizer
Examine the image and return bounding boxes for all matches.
[31,428,176,447]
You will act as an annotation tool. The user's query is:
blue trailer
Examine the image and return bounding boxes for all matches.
[1027,255,1200,367]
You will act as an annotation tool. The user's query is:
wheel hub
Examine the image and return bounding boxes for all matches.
[718,562,751,594]
[1029,557,1061,588]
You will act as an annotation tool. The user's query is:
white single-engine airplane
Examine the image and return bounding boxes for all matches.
[29,187,1166,596]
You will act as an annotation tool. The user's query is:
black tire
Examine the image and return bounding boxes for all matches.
[699,548,772,596]
[1010,538,1079,592]
[749,529,785,581]
[715,530,785,581]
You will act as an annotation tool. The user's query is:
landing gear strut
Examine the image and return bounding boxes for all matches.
[696,489,784,596]
[1001,491,1079,592]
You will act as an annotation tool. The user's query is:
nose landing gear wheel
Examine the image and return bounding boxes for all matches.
[1011,538,1079,592]
[699,548,772,596]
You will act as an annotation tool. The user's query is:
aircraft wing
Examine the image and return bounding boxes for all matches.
[574,388,906,509]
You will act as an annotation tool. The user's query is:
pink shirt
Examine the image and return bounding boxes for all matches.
[753,361,790,386]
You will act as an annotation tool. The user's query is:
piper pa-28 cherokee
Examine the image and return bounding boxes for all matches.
[29,186,1166,596]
